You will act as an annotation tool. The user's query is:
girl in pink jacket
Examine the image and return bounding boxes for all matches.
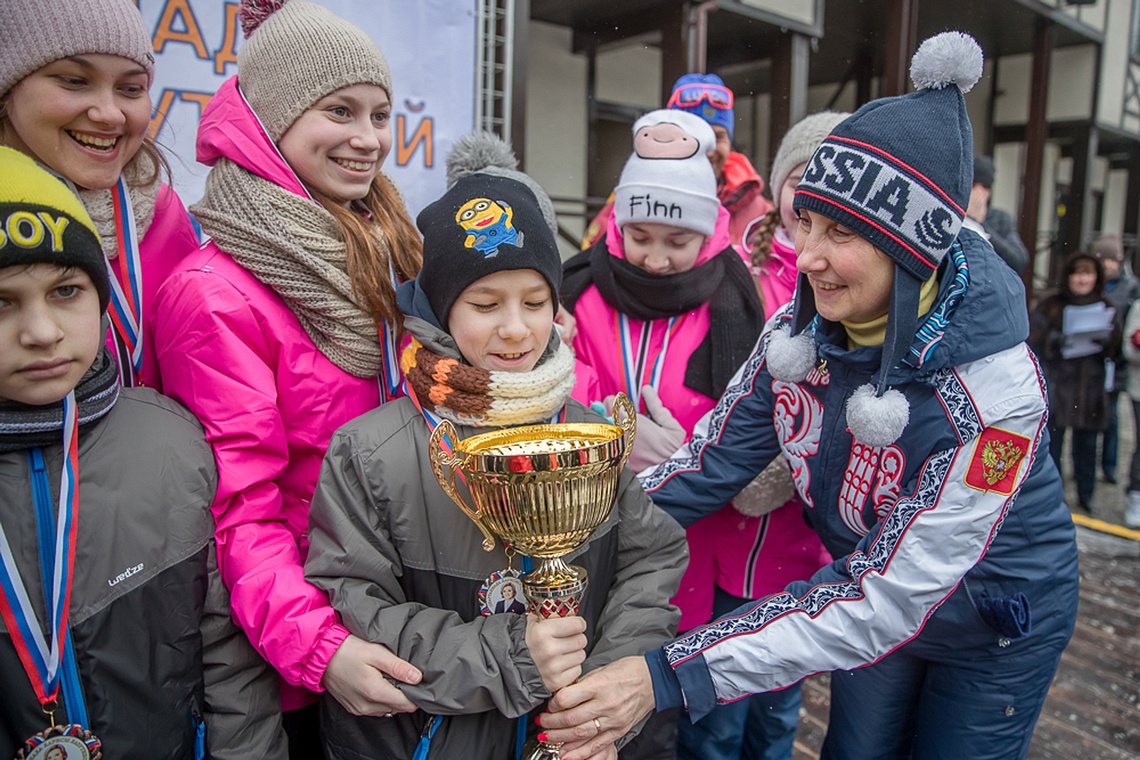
[150,0,423,752]
[0,0,200,389]
[562,109,831,760]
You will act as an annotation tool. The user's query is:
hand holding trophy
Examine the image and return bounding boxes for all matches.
[429,393,636,759]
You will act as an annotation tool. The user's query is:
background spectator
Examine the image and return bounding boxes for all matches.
[964,155,1028,274]
[1091,234,1140,486]
[1029,251,1123,514]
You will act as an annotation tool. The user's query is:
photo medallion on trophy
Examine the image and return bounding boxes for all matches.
[430,392,636,759]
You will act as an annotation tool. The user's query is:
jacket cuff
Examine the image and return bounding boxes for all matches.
[644,649,683,711]
[301,621,351,693]
[673,653,717,721]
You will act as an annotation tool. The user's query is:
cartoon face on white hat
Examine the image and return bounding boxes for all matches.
[633,121,703,160]
[613,109,720,236]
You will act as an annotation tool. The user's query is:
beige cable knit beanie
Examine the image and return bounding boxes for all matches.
[238,0,392,142]
[0,0,154,98]
[768,111,849,213]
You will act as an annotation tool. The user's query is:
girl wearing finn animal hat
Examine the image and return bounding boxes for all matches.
[302,133,687,759]
[145,0,424,751]
[537,32,1079,760]
[562,107,829,759]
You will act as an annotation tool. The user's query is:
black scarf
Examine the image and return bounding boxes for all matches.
[562,236,764,399]
[0,349,120,454]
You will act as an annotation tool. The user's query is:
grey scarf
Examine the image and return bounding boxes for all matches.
[191,158,384,378]
[0,349,120,454]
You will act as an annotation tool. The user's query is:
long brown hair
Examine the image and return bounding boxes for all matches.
[313,172,423,336]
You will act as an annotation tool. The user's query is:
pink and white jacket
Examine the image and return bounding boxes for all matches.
[572,211,828,631]
[151,78,392,710]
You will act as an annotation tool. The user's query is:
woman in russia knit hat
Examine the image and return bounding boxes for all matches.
[537,32,1079,760]
[146,0,424,753]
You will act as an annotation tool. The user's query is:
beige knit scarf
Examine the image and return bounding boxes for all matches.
[191,158,384,378]
[74,154,160,259]
[402,337,576,428]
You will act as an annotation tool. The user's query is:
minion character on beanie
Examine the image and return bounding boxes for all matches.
[0,147,110,311]
[455,197,524,257]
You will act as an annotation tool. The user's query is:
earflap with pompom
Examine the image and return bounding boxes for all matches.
[843,268,920,446]
[239,0,287,38]
[766,273,818,383]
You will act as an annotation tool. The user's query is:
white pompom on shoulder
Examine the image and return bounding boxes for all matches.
[909,31,984,94]
[765,328,817,384]
[845,384,910,447]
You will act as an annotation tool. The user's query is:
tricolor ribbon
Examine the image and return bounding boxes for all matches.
[0,392,81,709]
[105,178,144,385]
[616,313,681,411]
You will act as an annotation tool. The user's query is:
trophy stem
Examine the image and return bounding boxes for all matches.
[522,560,588,758]
[522,560,587,619]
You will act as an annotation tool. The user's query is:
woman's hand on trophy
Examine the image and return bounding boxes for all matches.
[322,634,423,717]
[526,614,588,691]
[537,655,656,760]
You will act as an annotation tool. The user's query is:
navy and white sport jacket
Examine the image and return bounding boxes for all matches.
[641,230,1079,719]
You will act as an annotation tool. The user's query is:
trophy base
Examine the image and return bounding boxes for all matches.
[522,565,588,618]
[521,737,562,760]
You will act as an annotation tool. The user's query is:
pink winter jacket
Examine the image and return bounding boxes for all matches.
[151,78,386,710]
[102,183,198,388]
[572,210,828,631]
[754,225,799,322]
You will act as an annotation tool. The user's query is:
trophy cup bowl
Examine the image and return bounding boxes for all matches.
[428,393,636,758]
[429,393,636,617]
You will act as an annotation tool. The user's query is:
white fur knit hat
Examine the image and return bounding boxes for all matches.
[237,0,391,142]
[614,109,720,237]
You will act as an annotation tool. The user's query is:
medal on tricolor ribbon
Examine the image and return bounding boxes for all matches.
[0,393,102,757]
[16,723,102,759]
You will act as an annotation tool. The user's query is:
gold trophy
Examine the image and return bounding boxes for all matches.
[428,393,636,758]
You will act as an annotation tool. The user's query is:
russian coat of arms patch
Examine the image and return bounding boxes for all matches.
[965,427,1030,495]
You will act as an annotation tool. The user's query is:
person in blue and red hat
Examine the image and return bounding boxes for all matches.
[538,31,1079,760]
[581,74,773,255]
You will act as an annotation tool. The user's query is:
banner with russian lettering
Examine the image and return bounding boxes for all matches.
[139,0,477,215]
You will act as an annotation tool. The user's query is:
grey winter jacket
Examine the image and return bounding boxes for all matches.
[0,389,286,759]
[305,397,688,759]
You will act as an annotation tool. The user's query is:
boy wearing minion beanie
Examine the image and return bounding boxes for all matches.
[303,134,686,759]
[0,147,285,758]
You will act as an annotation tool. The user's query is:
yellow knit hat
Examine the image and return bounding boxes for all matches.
[0,147,108,309]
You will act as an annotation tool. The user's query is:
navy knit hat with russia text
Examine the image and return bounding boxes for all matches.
[770,31,983,447]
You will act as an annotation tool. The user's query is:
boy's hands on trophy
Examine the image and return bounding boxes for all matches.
[538,655,656,760]
[604,386,686,472]
[526,615,588,692]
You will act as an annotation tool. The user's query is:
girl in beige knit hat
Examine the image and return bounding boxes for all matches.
[0,0,200,390]
[146,0,425,756]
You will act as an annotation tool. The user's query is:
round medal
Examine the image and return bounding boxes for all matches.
[16,725,101,760]
[478,568,526,616]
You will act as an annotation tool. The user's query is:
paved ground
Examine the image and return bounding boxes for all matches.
[789,395,1140,759]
